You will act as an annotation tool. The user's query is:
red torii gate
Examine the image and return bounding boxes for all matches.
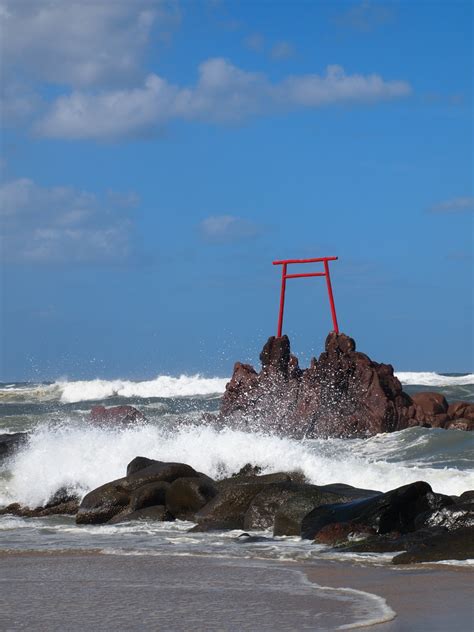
[272,256,339,338]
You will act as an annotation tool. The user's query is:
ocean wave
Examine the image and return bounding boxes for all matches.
[394,372,474,386]
[1,371,473,404]
[0,375,229,403]
[1,423,472,508]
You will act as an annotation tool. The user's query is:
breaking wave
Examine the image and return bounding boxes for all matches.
[0,371,473,404]
[395,372,474,387]
[0,375,229,403]
[2,423,472,508]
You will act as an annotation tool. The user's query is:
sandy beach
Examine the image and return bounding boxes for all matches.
[1,552,472,631]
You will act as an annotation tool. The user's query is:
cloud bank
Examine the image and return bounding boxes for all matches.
[35,60,412,140]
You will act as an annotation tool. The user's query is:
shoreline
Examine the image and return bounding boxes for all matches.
[1,551,472,631]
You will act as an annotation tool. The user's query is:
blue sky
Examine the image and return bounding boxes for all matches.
[0,0,472,381]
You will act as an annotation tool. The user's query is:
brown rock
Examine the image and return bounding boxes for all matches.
[411,392,448,417]
[90,405,145,424]
[315,521,376,545]
[445,418,474,431]
[220,332,414,438]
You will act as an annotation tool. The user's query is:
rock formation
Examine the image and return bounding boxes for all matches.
[219,332,474,437]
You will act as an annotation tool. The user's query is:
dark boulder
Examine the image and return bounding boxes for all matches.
[165,476,218,520]
[314,522,377,545]
[301,481,453,540]
[76,478,130,524]
[129,481,170,512]
[218,471,303,489]
[124,462,198,491]
[0,499,80,518]
[0,432,28,461]
[108,505,174,524]
[194,482,269,531]
[392,526,474,564]
[337,527,449,554]
[126,456,161,477]
[273,483,379,536]
[90,405,146,424]
[414,501,474,531]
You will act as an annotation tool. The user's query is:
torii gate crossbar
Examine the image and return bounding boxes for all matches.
[272,256,339,338]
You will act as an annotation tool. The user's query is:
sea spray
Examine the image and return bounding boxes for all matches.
[2,422,473,508]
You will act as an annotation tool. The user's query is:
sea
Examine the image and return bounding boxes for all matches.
[1,372,473,630]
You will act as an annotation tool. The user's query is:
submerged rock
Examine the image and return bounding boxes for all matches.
[219,332,473,438]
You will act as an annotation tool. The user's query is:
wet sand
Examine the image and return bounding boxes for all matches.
[303,559,473,631]
[0,552,472,631]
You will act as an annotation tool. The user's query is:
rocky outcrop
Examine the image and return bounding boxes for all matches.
[90,405,145,424]
[219,332,473,438]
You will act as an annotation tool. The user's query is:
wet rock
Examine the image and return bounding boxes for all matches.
[244,482,312,530]
[108,505,174,524]
[411,392,448,417]
[245,482,379,532]
[220,333,413,438]
[219,333,472,437]
[273,484,379,536]
[392,526,474,564]
[76,478,130,524]
[126,456,160,477]
[0,500,79,517]
[0,432,28,461]
[337,527,449,554]
[445,418,474,431]
[301,481,453,540]
[235,533,272,543]
[45,487,80,508]
[194,482,269,531]
[414,501,474,531]
[124,462,199,492]
[231,464,263,478]
[129,481,170,512]
[218,471,304,489]
[165,476,218,520]
[90,405,146,424]
[314,522,376,546]
[459,490,474,503]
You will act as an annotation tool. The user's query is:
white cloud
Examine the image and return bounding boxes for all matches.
[0,178,138,262]
[35,59,412,140]
[270,41,295,60]
[200,215,261,242]
[0,0,179,88]
[429,197,474,213]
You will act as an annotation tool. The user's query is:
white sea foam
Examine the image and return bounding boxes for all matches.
[2,423,473,507]
[57,375,230,403]
[1,371,472,404]
[394,372,474,386]
[0,375,229,403]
